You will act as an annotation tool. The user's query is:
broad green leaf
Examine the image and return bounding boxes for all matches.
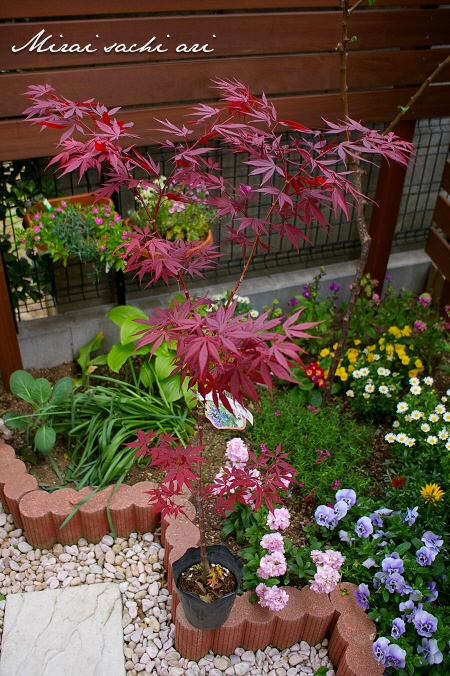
[91,355,109,366]
[139,361,154,389]
[30,378,52,405]
[3,412,29,431]
[308,389,323,408]
[9,370,35,404]
[159,375,183,402]
[107,342,135,372]
[120,317,147,345]
[77,332,105,372]
[154,354,176,380]
[35,424,56,453]
[107,304,147,328]
[50,377,74,405]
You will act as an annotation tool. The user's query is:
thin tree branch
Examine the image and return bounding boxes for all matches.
[383,52,450,136]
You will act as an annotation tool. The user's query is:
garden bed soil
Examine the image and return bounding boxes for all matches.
[0,360,392,555]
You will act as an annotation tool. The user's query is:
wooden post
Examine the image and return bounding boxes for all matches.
[364,119,416,293]
[0,252,23,391]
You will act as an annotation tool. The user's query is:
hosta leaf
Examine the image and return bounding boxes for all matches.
[50,377,74,405]
[159,375,183,402]
[120,317,147,345]
[9,370,35,405]
[154,354,176,380]
[107,304,147,328]
[139,361,154,389]
[30,378,52,405]
[35,425,56,453]
[107,342,134,372]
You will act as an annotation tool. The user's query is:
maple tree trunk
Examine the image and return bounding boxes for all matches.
[196,402,210,582]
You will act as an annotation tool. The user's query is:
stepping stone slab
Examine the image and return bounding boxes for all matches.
[0,582,125,676]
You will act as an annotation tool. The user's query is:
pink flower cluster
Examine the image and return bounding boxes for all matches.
[414,320,427,333]
[225,438,249,467]
[310,548,345,594]
[260,532,284,553]
[267,507,290,531]
[257,551,287,579]
[316,449,330,464]
[256,584,289,612]
[418,293,432,307]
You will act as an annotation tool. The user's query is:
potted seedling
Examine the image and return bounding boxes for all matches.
[23,79,414,628]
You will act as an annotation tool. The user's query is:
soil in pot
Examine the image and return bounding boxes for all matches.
[177,561,237,602]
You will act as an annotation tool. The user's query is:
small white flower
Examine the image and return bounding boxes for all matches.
[392,420,400,428]
[373,354,381,361]
[212,294,220,301]
[435,404,446,415]
[446,388,450,396]
[443,412,450,422]
[365,384,375,393]
[360,367,370,377]
[387,356,393,361]
[384,432,396,443]
[405,415,412,422]
[353,370,362,379]
[241,297,250,304]
[396,433,407,444]
[446,440,450,451]
[429,413,439,423]
[441,396,448,403]
[410,385,421,395]
[397,402,408,413]
[411,410,423,420]
[409,377,420,386]
[250,309,259,318]
[379,385,389,394]
[346,390,355,398]
[421,423,430,433]
[426,435,438,445]
[363,393,370,399]
[424,376,434,386]
[405,437,416,447]
[438,429,448,440]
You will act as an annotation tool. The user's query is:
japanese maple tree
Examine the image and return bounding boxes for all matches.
[23,79,414,581]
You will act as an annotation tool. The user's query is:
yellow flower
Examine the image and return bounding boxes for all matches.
[320,348,330,358]
[402,325,412,337]
[415,359,423,368]
[348,365,355,372]
[401,357,411,366]
[378,337,385,345]
[333,343,338,350]
[409,369,419,378]
[367,353,374,362]
[353,339,361,345]
[336,367,348,381]
[389,326,402,339]
[420,483,445,504]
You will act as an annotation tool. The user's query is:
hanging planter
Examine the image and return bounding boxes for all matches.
[173,544,243,630]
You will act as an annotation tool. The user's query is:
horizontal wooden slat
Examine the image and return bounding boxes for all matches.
[2,0,448,18]
[1,10,448,70]
[1,85,448,162]
[3,49,450,119]
[425,227,450,280]
[441,160,450,195]
[433,194,450,238]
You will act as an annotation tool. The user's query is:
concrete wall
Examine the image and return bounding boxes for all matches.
[18,250,431,370]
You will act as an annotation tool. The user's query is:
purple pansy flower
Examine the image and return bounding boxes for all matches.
[403,506,418,526]
[354,583,370,609]
[416,546,437,567]
[413,609,438,637]
[355,516,373,538]
[314,505,335,529]
[391,618,405,639]
[424,582,438,602]
[421,531,443,551]
[382,555,404,576]
[385,573,407,595]
[385,644,406,670]
[369,512,383,527]
[417,638,443,665]
[335,489,356,507]
[372,637,390,664]
[333,500,348,521]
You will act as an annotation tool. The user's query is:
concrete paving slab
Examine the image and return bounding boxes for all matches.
[0,582,125,676]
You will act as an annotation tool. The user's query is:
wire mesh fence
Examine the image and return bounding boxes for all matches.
[1,117,449,321]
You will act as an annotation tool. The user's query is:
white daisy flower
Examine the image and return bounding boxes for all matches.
[384,433,396,443]
[405,438,416,447]
[387,356,393,361]
[353,370,362,379]
[405,415,412,422]
[426,435,438,445]
[441,396,448,403]
[421,423,430,433]
[392,420,400,428]
[438,429,448,440]
[410,385,422,395]
[409,377,420,386]
[365,384,375,393]
[373,354,381,361]
[241,297,251,304]
[346,390,355,398]
[411,410,423,420]
[363,393,370,399]
[443,412,450,422]
[397,402,408,413]
[429,413,439,423]
[446,388,450,396]
[424,376,434,386]
[379,385,389,394]
[396,433,407,444]
[250,310,259,318]
[435,404,446,415]
[360,368,370,377]
[446,440,450,451]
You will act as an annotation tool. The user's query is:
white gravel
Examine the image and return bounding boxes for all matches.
[0,500,335,675]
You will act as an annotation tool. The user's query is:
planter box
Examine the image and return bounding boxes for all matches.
[0,439,383,675]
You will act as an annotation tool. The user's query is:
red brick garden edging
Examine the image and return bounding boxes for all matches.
[0,439,383,675]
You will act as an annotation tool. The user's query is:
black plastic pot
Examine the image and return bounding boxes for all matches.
[173,544,243,630]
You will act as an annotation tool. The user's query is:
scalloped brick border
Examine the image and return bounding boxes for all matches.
[0,439,382,675]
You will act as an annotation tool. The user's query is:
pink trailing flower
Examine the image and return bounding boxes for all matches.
[310,564,340,593]
[95,217,103,225]
[414,320,427,333]
[256,583,289,612]
[225,438,248,466]
[257,551,287,579]
[61,200,67,207]
[267,507,290,531]
[418,293,432,307]
[332,480,341,489]
[260,532,285,554]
